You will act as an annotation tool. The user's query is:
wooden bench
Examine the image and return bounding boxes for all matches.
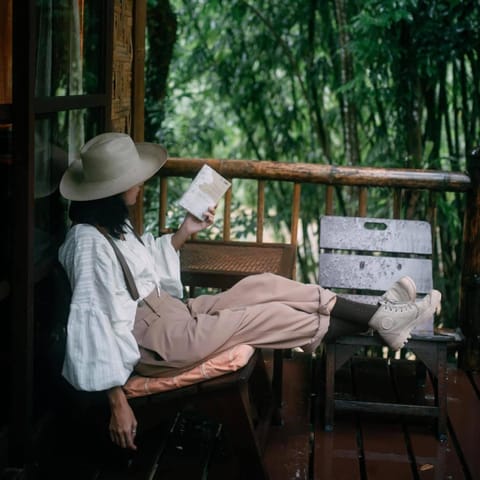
[129,349,275,479]
[318,215,463,440]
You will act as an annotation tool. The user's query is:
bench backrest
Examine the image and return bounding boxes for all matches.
[319,215,434,335]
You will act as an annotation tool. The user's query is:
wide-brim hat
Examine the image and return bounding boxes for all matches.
[60,132,167,201]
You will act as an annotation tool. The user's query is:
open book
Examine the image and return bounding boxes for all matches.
[177,164,231,220]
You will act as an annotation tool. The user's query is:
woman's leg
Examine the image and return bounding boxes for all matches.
[188,272,334,316]
[323,297,378,342]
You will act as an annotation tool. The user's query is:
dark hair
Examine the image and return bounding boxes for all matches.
[69,194,129,238]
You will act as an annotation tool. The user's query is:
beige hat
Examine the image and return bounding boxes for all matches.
[59,132,167,201]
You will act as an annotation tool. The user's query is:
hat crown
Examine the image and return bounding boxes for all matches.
[80,132,140,183]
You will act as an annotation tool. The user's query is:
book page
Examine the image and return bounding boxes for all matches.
[177,164,231,220]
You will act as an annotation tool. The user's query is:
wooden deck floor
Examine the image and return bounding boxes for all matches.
[263,352,480,480]
[32,352,479,480]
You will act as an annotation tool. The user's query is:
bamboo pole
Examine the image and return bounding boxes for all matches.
[257,180,265,243]
[224,185,232,241]
[132,0,146,233]
[358,187,368,217]
[161,158,470,192]
[393,189,402,219]
[325,186,334,215]
[291,183,301,246]
[159,177,168,235]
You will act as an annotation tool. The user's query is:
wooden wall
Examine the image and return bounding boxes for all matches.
[111,0,147,229]
[0,0,12,105]
[111,0,134,134]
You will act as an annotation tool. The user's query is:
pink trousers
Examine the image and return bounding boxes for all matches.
[133,273,336,377]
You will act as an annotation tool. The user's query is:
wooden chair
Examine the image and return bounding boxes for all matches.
[128,349,275,479]
[318,215,463,441]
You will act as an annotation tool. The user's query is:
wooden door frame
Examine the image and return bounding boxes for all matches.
[8,0,115,469]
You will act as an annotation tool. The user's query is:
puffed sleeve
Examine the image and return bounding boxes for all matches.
[59,227,140,391]
[142,232,183,298]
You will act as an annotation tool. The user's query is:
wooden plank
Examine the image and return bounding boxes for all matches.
[391,360,465,480]
[353,358,414,479]
[319,253,433,294]
[151,412,221,480]
[320,216,432,254]
[445,367,480,479]
[314,416,361,480]
[313,362,362,479]
[470,371,480,396]
[263,355,311,480]
[406,423,463,480]
[96,424,171,480]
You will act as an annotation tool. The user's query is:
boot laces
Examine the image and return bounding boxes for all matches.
[382,301,416,313]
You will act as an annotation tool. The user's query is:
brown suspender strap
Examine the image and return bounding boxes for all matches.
[95,226,141,301]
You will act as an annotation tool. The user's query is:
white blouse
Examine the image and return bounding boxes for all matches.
[58,224,183,392]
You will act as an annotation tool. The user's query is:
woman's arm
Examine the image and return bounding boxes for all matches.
[60,227,140,391]
[107,386,138,450]
[171,206,216,251]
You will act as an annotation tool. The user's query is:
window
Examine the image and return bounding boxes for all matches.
[33,0,112,272]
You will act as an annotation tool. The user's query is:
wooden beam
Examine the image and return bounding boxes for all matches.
[132,0,146,142]
[10,0,35,468]
[160,158,471,192]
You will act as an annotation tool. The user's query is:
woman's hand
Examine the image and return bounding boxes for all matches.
[171,206,216,251]
[107,386,138,450]
[183,206,216,235]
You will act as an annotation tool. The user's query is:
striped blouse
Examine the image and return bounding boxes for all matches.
[58,223,182,392]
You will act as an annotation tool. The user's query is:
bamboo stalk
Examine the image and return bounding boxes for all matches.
[224,184,232,241]
[159,177,168,235]
[291,183,301,246]
[325,186,334,215]
[257,180,265,243]
[393,189,402,219]
[358,187,367,217]
[161,158,470,191]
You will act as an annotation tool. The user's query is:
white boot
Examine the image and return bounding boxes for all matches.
[369,290,442,350]
[380,276,416,304]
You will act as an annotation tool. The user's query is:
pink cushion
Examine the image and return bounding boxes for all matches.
[123,344,255,399]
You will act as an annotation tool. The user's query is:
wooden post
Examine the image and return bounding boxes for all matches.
[132,0,146,233]
[459,146,480,370]
[10,0,36,468]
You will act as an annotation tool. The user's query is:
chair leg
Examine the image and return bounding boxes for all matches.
[263,350,282,426]
[249,351,281,431]
[436,345,448,442]
[324,343,335,432]
[272,350,283,411]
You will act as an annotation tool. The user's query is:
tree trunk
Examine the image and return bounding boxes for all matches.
[333,0,360,166]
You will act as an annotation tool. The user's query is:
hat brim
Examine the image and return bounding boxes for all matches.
[60,142,167,201]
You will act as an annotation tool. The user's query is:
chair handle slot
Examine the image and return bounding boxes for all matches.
[363,221,387,231]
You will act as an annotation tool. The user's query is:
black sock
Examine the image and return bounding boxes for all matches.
[324,296,379,342]
[323,316,369,342]
[330,296,378,326]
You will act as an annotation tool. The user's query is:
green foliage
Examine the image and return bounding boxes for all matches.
[145,0,480,326]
